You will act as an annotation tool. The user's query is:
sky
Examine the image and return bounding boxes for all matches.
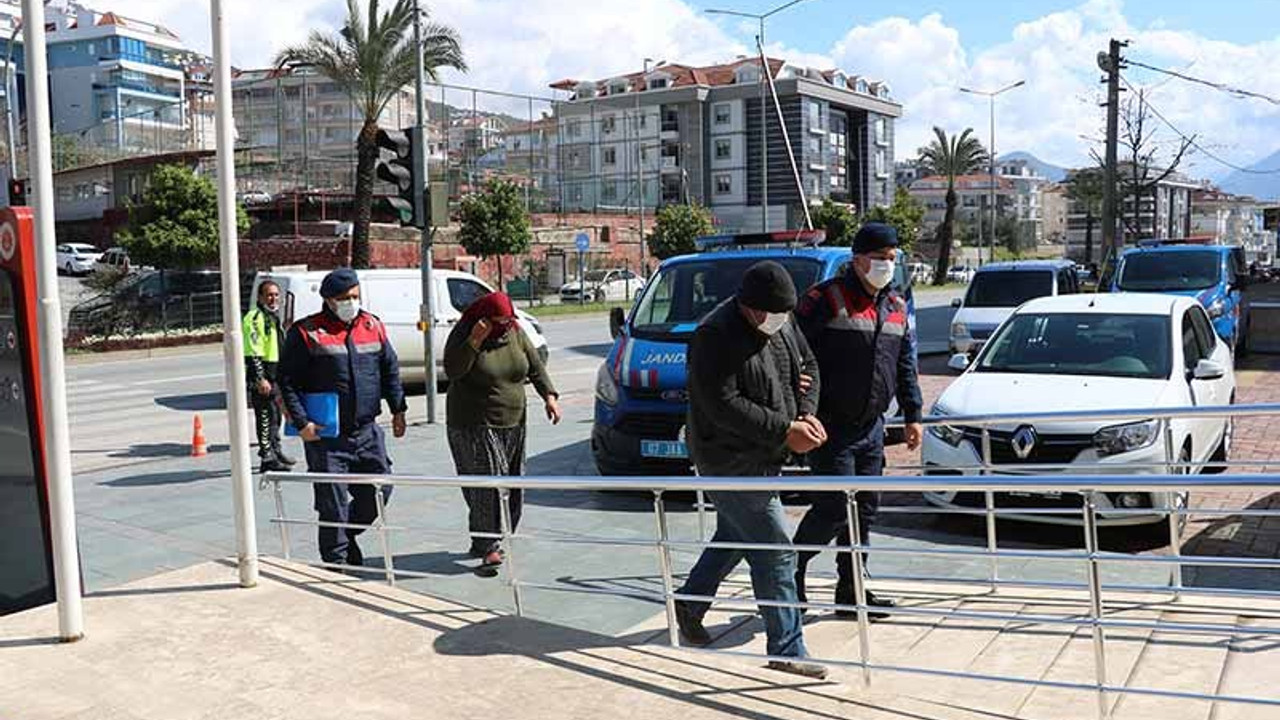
[121,0,1280,179]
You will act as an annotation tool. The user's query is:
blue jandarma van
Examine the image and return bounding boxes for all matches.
[591,230,916,476]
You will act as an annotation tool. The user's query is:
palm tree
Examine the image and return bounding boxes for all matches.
[276,0,465,268]
[917,127,987,286]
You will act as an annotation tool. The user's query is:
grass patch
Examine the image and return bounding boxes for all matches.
[524,301,631,318]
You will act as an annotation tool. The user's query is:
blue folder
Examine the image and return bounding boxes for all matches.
[284,392,340,438]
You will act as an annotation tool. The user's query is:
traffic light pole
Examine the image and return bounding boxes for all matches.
[413,0,437,424]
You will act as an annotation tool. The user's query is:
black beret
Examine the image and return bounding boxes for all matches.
[737,261,798,313]
[320,268,360,299]
[852,222,899,254]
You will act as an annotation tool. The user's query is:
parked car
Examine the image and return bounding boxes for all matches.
[256,268,548,385]
[238,190,273,206]
[56,243,102,276]
[67,269,224,337]
[559,268,644,304]
[1111,242,1251,353]
[592,231,917,476]
[93,247,132,274]
[950,259,1079,356]
[908,262,935,286]
[924,293,1235,525]
[947,265,976,284]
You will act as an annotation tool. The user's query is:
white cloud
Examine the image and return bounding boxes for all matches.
[127,0,1280,175]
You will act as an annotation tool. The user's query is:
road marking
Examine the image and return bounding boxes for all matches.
[68,387,153,401]
[129,372,226,387]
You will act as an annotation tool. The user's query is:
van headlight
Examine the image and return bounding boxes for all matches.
[1206,298,1226,319]
[1094,419,1162,457]
[595,363,619,406]
[927,404,966,446]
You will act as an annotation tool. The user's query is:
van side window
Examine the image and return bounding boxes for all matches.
[447,278,489,312]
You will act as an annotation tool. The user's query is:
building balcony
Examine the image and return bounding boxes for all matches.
[95,79,181,99]
[660,156,680,173]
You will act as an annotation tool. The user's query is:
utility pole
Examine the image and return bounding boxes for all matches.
[413,0,437,424]
[1100,39,1126,253]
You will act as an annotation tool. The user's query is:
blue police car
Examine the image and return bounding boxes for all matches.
[1111,242,1251,352]
[592,230,916,476]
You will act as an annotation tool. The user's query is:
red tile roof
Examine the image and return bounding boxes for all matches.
[552,57,786,94]
[96,12,124,27]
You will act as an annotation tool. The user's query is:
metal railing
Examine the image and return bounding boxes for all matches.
[261,401,1280,718]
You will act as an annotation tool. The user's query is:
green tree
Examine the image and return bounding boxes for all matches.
[457,179,531,288]
[917,127,988,286]
[117,164,248,271]
[1067,168,1105,263]
[647,202,713,260]
[811,198,859,246]
[276,0,465,268]
[862,186,925,252]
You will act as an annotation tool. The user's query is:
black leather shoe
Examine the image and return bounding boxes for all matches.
[274,449,297,467]
[346,538,364,567]
[675,601,712,646]
[835,591,893,621]
[258,458,288,473]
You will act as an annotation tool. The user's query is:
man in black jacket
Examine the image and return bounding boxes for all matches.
[674,261,829,680]
[791,223,924,620]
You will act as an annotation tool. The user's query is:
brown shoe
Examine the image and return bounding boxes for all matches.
[767,660,829,680]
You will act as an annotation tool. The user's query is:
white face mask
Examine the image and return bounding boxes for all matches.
[758,312,789,336]
[864,259,895,290]
[331,298,360,323]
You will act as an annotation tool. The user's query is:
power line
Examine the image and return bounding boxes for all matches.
[1120,75,1280,176]
[1126,58,1280,106]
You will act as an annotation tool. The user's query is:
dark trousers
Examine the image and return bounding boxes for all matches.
[792,418,885,599]
[448,425,526,555]
[251,385,283,461]
[305,424,392,564]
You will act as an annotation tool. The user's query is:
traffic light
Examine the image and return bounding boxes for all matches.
[7,178,25,207]
[375,126,424,227]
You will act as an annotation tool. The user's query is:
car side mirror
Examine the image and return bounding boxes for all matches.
[951,298,962,309]
[947,353,971,372]
[1192,358,1226,381]
[609,307,626,339]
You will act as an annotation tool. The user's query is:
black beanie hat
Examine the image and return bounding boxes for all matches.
[852,222,899,254]
[737,261,798,313]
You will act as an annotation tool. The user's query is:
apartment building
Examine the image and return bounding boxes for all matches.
[996,158,1048,244]
[1064,164,1197,260]
[1191,187,1274,264]
[500,114,557,191]
[908,174,1017,241]
[549,56,901,232]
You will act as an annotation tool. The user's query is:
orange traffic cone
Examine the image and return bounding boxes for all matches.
[191,414,208,458]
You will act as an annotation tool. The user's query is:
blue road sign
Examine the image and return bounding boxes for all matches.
[575,232,590,253]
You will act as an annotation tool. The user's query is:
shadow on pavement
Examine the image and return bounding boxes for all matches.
[526,439,595,476]
[1182,492,1280,592]
[154,392,227,411]
[107,443,230,460]
[99,469,230,487]
[562,342,614,359]
[381,551,476,577]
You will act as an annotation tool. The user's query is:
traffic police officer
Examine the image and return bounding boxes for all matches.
[278,268,408,567]
[791,222,924,619]
[244,280,294,472]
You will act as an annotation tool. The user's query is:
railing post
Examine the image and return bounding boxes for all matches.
[652,490,681,648]
[373,482,395,586]
[1083,491,1111,720]
[846,490,873,687]
[498,487,524,617]
[271,478,291,561]
[1164,421,1183,595]
[695,489,708,542]
[981,427,998,590]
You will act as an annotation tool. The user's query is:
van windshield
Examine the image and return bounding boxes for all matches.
[630,257,825,341]
[1118,251,1222,292]
[964,270,1053,309]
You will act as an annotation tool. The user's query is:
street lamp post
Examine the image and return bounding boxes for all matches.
[960,79,1025,265]
[706,0,810,233]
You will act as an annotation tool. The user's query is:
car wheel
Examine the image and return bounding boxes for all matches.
[1205,399,1233,475]
[594,289,606,304]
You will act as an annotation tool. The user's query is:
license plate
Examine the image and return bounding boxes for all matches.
[641,440,687,459]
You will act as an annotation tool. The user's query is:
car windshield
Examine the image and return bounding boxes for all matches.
[68,244,95,253]
[1118,251,1222,292]
[964,270,1053,308]
[630,257,825,341]
[976,313,1172,380]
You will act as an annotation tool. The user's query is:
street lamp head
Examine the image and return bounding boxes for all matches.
[1012,80,1027,88]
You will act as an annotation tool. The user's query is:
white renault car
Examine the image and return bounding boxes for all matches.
[924,293,1235,525]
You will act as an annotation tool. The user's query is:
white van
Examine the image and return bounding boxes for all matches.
[949,259,1079,356]
[253,268,550,384]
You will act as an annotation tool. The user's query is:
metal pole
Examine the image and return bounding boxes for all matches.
[4,22,21,181]
[759,21,767,232]
[498,488,523,616]
[300,71,308,190]
[637,61,646,271]
[846,491,873,687]
[374,483,395,586]
[652,491,680,648]
[695,489,708,542]
[981,428,998,588]
[758,37,812,230]
[1083,491,1111,720]
[1102,39,1123,254]
[988,95,996,264]
[413,0,438,425]
[272,480,291,560]
[211,0,258,589]
[1164,422,1182,594]
[22,0,83,642]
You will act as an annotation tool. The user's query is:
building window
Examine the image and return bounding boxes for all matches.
[648,78,668,90]
[875,149,887,177]
[715,139,731,160]
[715,174,732,195]
[809,176,820,198]
[640,147,650,162]
[809,136,821,156]
[603,147,617,165]
[714,103,731,125]
[808,101,821,131]
[875,118,887,145]
[602,182,617,202]
[602,115,615,134]
[609,82,627,95]
[567,119,582,138]
[639,112,647,129]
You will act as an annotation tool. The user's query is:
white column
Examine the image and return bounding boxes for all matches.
[211,0,257,587]
[22,0,83,642]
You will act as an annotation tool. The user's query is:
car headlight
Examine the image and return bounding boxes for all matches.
[927,404,966,447]
[595,363,619,406]
[1206,298,1226,319]
[951,322,968,339]
[1094,419,1163,457]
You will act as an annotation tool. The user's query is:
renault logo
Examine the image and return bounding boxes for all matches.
[1011,425,1038,460]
